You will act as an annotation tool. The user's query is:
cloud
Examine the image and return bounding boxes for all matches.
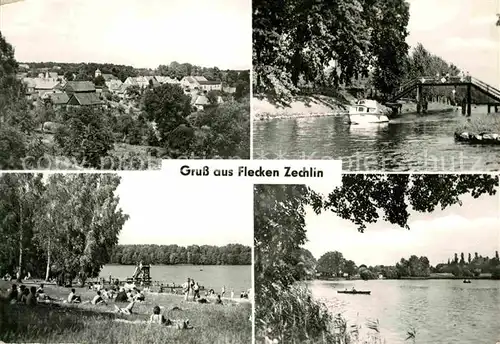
[444,37,498,50]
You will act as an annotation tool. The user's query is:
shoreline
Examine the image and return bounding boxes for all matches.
[252,96,458,122]
[0,280,251,344]
[314,276,496,281]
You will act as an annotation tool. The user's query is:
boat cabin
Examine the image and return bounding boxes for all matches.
[351,99,379,114]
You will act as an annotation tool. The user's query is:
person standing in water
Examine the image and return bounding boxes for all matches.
[221,285,225,297]
[182,278,191,301]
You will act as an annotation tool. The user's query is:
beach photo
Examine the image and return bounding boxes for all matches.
[0,172,252,343]
[0,0,251,170]
[254,174,500,343]
[253,0,500,171]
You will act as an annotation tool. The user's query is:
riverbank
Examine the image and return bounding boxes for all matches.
[454,115,500,145]
[252,95,348,121]
[0,281,251,344]
[316,273,494,281]
[252,95,457,122]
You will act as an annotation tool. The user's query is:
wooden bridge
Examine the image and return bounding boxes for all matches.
[389,76,500,116]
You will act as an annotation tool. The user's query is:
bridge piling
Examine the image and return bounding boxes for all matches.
[466,84,472,116]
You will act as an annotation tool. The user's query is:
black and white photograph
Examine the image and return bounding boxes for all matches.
[0,0,251,170]
[254,174,500,344]
[0,172,252,343]
[253,0,500,172]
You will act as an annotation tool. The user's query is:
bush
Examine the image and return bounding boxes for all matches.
[0,125,27,169]
[54,107,114,168]
[256,284,335,343]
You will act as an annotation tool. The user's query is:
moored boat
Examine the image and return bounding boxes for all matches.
[337,290,371,295]
[348,99,389,124]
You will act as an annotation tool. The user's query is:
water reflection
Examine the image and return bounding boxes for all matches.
[309,279,500,344]
[253,110,500,171]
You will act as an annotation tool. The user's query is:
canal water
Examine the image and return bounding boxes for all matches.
[253,107,500,171]
[309,279,500,344]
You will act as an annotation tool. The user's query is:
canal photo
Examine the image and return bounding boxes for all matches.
[0,172,252,344]
[254,174,500,344]
[252,0,500,171]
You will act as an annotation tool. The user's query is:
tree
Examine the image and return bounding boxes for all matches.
[321,174,498,232]
[359,268,376,280]
[125,85,141,99]
[234,80,250,101]
[143,83,191,143]
[0,126,27,169]
[343,260,357,277]
[253,0,410,102]
[460,252,465,265]
[468,253,472,264]
[94,75,105,87]
[317,251,345,277]
[45,174,128,286]
[54,107,114,168]
[206,90,219,105]
[0,174,45,280]
[190,101,250,158]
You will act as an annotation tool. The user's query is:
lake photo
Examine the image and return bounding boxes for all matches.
[0,172,253,344]
[309,279,500,344]
[254,175,500,344]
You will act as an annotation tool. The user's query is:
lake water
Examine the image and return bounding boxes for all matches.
[253,108,500,171]
[100,265,251,294]
[309,279,500,344]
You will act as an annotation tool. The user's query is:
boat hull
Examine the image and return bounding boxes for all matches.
[337,290,371,295]
[349,113,389,124]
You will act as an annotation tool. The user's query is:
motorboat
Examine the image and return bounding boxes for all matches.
[337,290,371,295]
[348,99,389,124]
[463,279,472,283]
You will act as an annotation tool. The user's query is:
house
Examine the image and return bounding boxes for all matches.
[47,92,70,107]
[33,79,61,97]
[18,63,30,70]
[154,76,180,85]
[102,73,119,82]
[191,94,210,111]
[67,93,104,107]
[180,76,222,91]
[64,81,96,95]
[95,69,119,82]
[105,79,123,93]
[198,80,222,92]
[123,76,159,89]
[223,86,236,94]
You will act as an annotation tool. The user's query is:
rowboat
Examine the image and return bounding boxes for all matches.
[337,290,371,295]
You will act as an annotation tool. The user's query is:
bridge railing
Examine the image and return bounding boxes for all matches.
[470,77,500,101]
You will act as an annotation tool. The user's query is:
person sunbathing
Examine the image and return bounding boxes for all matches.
[67,288,82,303]
[115,288,128,302]
[7,284,18,303]
[26,287,37,306]
[91,291,106,305]
[114,300,135,315]
[149,306,193,329]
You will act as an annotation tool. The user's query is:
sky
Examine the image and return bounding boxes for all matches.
[0,0,251,70]
[406,0,500,87]
[114,172,253,247]
[302,183,500,266]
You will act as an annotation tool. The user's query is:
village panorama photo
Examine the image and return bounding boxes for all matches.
[0,0,251,170]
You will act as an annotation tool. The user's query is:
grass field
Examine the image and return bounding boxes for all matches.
[0,281,251,344]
